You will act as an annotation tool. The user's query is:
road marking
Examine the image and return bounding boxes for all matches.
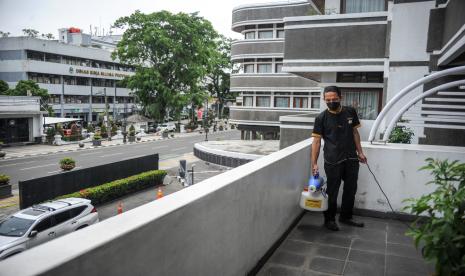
[47,166,82,174]
[79,151,104,156]
[100,152,124,158]
[152,145,168,150]
[0,160,36,168]
[20,163,56,171]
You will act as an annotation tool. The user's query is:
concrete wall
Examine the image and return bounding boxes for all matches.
[1,139,312,276]
[284,24,387,59]
[230,107,313,123]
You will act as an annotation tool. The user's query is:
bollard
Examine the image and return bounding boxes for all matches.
[156,188,163,199]
[117,202,123,214]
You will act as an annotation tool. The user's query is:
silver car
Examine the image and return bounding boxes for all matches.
[0,198,99,260]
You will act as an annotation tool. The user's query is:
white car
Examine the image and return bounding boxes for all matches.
[0,198,99,260]
[157,122,176,132]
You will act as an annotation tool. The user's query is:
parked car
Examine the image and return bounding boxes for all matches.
[156,122,176,132]
[0,198,99,260]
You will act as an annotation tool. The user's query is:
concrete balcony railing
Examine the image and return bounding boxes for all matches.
[230,73,318,90]
[231,39,283,59]
[230,106,317,126]
[0,96,41,112]
[38,83,131,97]
[232,0,312,32]
[2,139,465,275]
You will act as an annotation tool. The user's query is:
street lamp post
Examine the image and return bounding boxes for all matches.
[104,88,111,141]
[204,96,208,142]
[123,101,128,143]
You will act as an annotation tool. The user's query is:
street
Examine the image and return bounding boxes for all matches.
[0,130,240,190]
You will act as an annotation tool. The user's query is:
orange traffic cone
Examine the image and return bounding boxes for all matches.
[156,188,163,199]
[117,202,123,214]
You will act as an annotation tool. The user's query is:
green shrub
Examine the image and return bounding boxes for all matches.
[57,170,167,205]
[129,125,135,136]
[111,124,118,136]
[93,134,102,141]
[388,123,414,144]
[101,124,107,138]
[87,125,94,133]
[59,157,76,166]
[0,174,10,185]
[403,158,465,276]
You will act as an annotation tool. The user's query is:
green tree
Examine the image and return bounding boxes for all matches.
[8,80,50,111]
[0,31,10,38]
[112,10,219,122]
[207,35,232,119]
[22,28,39,38]
[0,80,9,94]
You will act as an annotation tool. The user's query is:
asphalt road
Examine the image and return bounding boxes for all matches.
[0,130,240,190]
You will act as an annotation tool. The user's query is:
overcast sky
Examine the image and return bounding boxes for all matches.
[0,0,288,40]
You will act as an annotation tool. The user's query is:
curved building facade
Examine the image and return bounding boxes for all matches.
[230,0,322,140]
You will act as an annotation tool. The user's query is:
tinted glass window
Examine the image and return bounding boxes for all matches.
[0,217,35,237]
[54,211,72,225]
[70,206,87,218]
[33,217,53,232]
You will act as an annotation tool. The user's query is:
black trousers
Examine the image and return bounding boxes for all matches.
[323,160,359,222]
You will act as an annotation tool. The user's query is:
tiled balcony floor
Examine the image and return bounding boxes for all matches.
[257,211,434,276]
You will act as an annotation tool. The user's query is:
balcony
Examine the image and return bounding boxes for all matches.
[231,39,284,59]
[232,1,313,32]
[231,73,317,91]
[2,140,462,275]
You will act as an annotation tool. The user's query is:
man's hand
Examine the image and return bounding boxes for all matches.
[312,164,319,175]
[358,153,367,164]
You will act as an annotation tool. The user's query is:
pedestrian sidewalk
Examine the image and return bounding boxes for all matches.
[0,130,215,160]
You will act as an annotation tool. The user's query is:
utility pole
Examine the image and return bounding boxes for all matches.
[123,101,127,143]
[104,88,111,141]
[205,96,208,141]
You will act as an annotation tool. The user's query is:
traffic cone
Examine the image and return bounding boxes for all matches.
[117,202,123,214]
[156,188,163,199]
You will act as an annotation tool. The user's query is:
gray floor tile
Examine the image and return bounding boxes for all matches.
[308,257,345,275]
[386,243,423,260]
[350,228,386,242]
[318,235,352,248]
[281,240,315,255]
[314,245,349,260]
[269,251,306,268]
[258,265,302,276]
[343,261,384,276]
[387,226,413,245]
[348,249,385,268]
[351,239,386,254]
[301,270,337,276]
[385,254,434,276]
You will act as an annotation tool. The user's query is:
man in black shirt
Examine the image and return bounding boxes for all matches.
[311,86,367,231]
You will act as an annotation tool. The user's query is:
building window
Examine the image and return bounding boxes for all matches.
[258,30,273,39]
[27,51,44,61]
[44,53,61,63]
[244,64,255,73]
[243,96,253,107]
[48,95,61,104]
[337,72,383,83]
[344,0,386,13]
[257,64,272,73]
[341,89,381,120]
[244,31,255,39]
[76,77,89,86]
[275,63,283,73]
[256,96,270,107]
[274,97,290,108]
[293,97,308,108]
[311,97,320,109]
[276,29,285,38]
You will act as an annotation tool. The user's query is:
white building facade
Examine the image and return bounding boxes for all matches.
[0,30,136,123]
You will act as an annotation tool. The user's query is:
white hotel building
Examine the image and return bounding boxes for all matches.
[0,28,135,124]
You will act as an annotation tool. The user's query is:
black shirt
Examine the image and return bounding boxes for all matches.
[312,106,361,164]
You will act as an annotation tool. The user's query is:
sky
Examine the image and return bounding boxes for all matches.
[0,0,287,40]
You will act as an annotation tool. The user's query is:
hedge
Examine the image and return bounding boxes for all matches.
[57,170,167,205]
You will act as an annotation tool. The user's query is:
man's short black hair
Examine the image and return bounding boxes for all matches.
[323,86,341,97]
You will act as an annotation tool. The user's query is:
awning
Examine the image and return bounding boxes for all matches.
[43,117,82,125]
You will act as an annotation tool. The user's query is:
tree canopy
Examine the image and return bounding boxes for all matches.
[112,10,220,122]
[0,80,51,113]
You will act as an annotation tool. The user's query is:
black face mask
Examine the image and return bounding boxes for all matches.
[326,101,341,111]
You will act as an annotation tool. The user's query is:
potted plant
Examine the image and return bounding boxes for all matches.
[93,135,102,146]
[403,158,465,276]
[59,157,76,171]
[0,174,12,199]
[128,125,136,142]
